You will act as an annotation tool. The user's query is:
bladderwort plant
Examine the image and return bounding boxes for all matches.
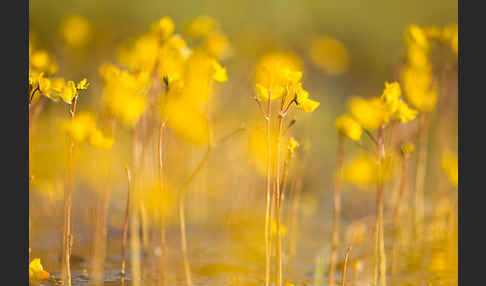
[335,81,418,286]
[253,55,319,286]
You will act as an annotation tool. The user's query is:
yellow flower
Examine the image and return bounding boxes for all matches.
[158,38,187,86]
[342,154,378,188]
[135,180,176,222]
[295,86,319,113]
[309,36,350,75]
[151,16,175,39]
[401,66,438,112]
[59,112,113,150]
[349,97,387,130]
[423,26,442,40]
[29,258,50,282]
[30,50,58,75]
[118,34,160,72]
[76,78,90,90]
[165,97,210,145]
[441,151,458,186]
[395,100,418,123]
[204,32,230,59]
[60,15,91,47]
[254,52,302,100]
[36,74,87,104]
[288,137,300,152]
[335,114,363,141]
[210,59,228,82]
[100,65,150,126]
[381,81,402,115]
[404,25,429,50]
[400,142,415,156]
[185,16,218,39]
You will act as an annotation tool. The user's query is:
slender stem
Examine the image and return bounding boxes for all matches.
[178,192,193,286]
[275,112,284,286]
[329,134,345,286]
[376,126,386,286]
[414,114,429,242]
[391,156,408,275]
[121,166,132,278]
[393,158,409,227]
[264,95,272,286]
[158,120,168,286]
[342,246,353,286]
[93,118,116,286]
[130,125,142,286]
[61,95,78,286]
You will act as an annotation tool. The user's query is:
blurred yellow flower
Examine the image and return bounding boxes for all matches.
[400,142,415,156]
[165,97,210,145]
[186,16,218,39]
[395,100,418,123]
[29,258,50,282]
[100,64,150,126]
[349,97,387,130]
[380,81,402,115]
[136,180,176,222]
[287,137,300,152]
[30,50,58,75]
[60,15,91,47]
[441,151,458,186]
[310,36,349,75]
[151,16,175,40]
[404,25,429,50]
[118,34,160,72]
[335,114,362,141]
[401,66,438,112]
[254,51,302,100]
[342,154,378,188]
[59,112,113,150]
[204,32,230,59]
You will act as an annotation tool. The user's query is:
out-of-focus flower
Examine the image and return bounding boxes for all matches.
[400,142,415,156]
[29,258,49,282]
[335,114,362,141]
[118,34,160,72]
[310,36,349,75]
[185,16,219,39]
[401,66,438,112]
[203,32,230,59]
[151,16,175,40]
[342,153,378,188]
[254,52,302,101]
[100,64,150,127]
[349,97,388,130]
[136,180,176,222]
[395,100,418,123]
[381,81,402,115]
[342,152,397,188]
[30,50,58,75]
[287,137,300,152]
[441,151,458,186]
[404,25,429,51]
[59,112,113,150]
[164,96,210,145]
[60,15,92,47]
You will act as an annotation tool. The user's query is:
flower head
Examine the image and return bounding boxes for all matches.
[151,16,175,39]
[60,15,91,47]
[335,114,363,141]
[29,258,50,282]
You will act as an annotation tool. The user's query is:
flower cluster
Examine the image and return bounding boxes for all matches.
[59,112,113,150]
[29,43,89,104]
[335,81,417,141]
